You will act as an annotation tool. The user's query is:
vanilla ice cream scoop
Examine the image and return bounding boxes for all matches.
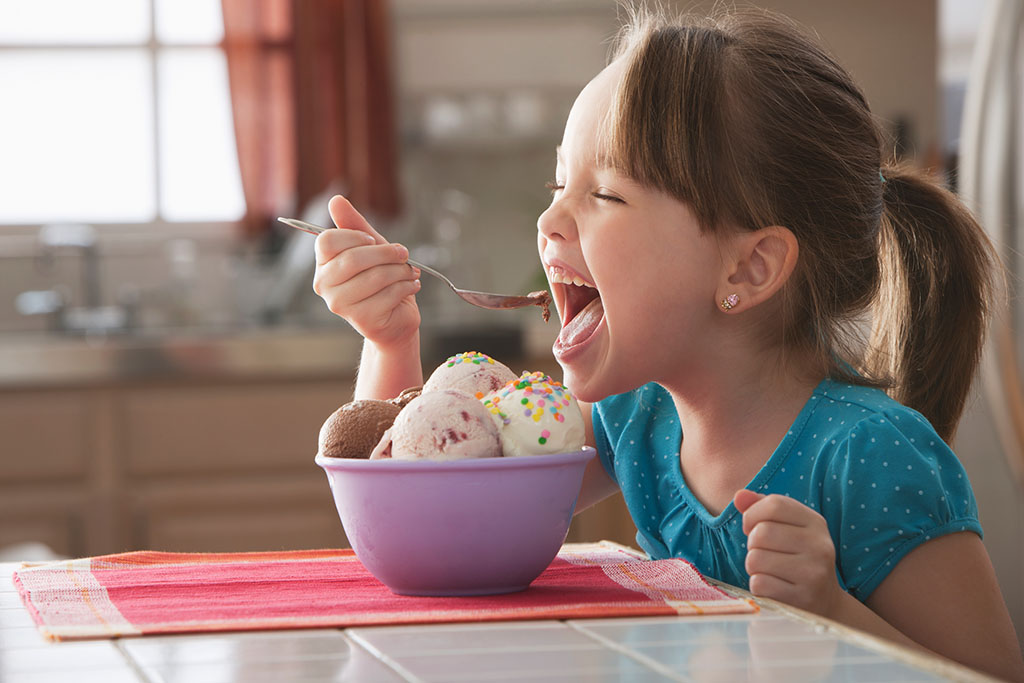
[389,389,503,460]
[422,351,517,399]
[482,372,585,457]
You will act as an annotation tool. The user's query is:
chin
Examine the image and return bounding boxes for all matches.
[557,362,614,404]
[561,370,597,403]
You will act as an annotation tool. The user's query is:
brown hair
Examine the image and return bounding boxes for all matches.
[603,7,998,442]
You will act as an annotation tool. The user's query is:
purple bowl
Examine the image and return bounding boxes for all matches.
[315,447,595,596]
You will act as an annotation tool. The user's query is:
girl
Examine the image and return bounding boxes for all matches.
[312,8,1024,680]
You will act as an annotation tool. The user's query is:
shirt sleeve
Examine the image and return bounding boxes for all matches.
[820,409,982,601]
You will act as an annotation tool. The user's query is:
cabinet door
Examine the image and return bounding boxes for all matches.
[131,477,346,552]
[0,391,93,482]
[0,487,87,557]
[121,380,349,476]
[139,506,346,553]
[0,390,99,557]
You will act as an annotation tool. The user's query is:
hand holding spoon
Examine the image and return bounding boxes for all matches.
[278,217,551,320]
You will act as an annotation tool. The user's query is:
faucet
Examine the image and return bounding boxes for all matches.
[38,223,101,308]
[15,223,134,335]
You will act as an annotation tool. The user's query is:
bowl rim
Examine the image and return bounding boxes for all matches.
[315,446,595,472]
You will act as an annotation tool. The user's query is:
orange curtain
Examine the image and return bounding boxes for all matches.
[222,0,399,237]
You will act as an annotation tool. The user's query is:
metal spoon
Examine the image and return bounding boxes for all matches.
[278,217,551,320]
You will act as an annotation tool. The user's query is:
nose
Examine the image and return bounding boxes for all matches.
[537,197,575,244]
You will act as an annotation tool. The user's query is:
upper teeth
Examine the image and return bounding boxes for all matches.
[548,269,592,287]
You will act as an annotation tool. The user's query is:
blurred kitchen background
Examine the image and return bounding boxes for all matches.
[0,0,1021,649]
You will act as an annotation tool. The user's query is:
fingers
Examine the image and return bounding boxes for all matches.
[746,520,805,554]
[745,520,833,583]
[746,538,830,579]
[737,493,822,535]
[343,277,422,323]
[733,488,764,514]
[747,573,798,603]
[746,546,836,607]
[312,195,423,346]
[313,227,376,267]
[314,244,419,306]
[329,194,386,244]
[737,492,840,613]
[315,231,416,281]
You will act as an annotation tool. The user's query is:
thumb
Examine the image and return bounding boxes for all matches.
[328,195,387,244]
[733,488,765,514]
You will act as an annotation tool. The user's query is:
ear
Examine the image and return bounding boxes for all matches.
[717,226,798,312]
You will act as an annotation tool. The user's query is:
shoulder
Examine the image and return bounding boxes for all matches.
[805,379,972,503]
[592,383,676,477]
[796,380,946,455]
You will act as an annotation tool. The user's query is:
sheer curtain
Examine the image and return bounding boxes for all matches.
[221,0,399,237]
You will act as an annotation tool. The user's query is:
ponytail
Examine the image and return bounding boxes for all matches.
[865,164,999,442]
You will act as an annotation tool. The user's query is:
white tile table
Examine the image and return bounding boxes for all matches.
[0,560,997,682]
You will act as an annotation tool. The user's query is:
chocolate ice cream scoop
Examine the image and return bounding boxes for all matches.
[318,399,402,459]
[389,386,423,408]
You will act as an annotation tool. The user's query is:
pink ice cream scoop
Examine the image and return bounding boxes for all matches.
[422,351,517,399]
[389,389,503,460]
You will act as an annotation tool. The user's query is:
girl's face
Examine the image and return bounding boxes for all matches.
[537,60,730,402]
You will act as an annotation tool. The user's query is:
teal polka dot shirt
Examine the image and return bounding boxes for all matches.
[592,378,982,601]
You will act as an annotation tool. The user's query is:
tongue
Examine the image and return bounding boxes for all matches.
[558,296,604,347]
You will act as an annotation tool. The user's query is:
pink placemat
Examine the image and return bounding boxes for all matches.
[13,542,756,641]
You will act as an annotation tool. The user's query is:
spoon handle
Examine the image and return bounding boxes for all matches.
[405,259,456,289]
[277,218,456,290]
[277,217,327,235]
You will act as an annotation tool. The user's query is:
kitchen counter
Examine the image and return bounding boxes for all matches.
[0,558,997,682]
[0,328,363,388]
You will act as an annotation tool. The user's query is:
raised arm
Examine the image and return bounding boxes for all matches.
[354,335,423,401]
[313,195,424,400]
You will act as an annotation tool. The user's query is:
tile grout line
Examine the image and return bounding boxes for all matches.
[113,638,162,683]
[345,629,425,683]
[566,621,691,683]
[339,642,602,658]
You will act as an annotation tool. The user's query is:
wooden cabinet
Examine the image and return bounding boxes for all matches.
[0,371,638,557]
[0,376,353,556]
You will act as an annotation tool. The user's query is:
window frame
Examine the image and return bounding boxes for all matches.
[0,0,241,241]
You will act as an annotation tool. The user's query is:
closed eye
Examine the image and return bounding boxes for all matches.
[546,181,625,204]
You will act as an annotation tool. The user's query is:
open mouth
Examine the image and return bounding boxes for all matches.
[548,268,604,349]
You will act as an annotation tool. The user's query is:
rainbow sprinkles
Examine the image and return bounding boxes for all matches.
[443,351,497,368]
[483,371,575,446]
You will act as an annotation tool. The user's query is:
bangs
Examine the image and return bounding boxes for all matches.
[598,15,751,233]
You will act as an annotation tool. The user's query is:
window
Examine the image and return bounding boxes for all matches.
[0,0,245,224]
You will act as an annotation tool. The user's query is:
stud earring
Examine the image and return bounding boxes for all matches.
[720,293,739,311]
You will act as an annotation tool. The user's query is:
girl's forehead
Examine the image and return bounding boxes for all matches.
[559,62,623,162]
